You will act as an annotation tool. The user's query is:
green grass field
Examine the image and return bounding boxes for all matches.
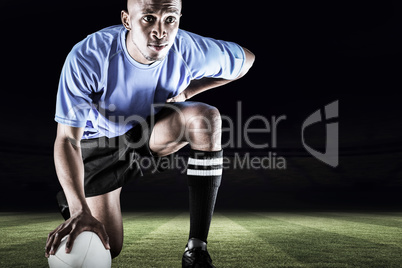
[1,211,402,267]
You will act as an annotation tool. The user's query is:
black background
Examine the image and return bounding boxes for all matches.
[1,0,401,212]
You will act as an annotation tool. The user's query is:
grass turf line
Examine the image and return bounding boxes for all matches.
[1,212,402,267]
[232,212,402,267]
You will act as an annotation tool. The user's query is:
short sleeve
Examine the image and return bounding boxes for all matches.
[177,30,246,80]
[55,44,101,128]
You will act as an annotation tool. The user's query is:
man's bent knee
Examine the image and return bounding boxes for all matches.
[150,102,222,154]
[164,102,220,124]
[110,245,122,259]
[183,102,222,151]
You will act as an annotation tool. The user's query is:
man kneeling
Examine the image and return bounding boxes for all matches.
[45,0,255,266]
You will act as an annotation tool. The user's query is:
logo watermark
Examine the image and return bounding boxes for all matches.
[301,100,339,167]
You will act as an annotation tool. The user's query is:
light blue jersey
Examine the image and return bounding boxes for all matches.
[55,25,245,139]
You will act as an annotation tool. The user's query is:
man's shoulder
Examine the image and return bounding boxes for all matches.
[89,25,124,44]
[174,29,204,47]
[69,25,124,62]
[172,29,211,61]
[173,29,229,55]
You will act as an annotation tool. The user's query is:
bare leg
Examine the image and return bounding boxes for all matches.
[86,187,123,259]
[149,102,222,156]
[73,102,221,260]
[150,101,223,261]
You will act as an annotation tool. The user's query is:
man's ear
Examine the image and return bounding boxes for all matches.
[121,10,131,30]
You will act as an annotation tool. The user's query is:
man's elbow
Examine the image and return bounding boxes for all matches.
[55,123,85,151]
[244,47,256,69]
[237,47,255,79]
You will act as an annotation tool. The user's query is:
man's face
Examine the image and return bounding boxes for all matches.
[122,0,182,64]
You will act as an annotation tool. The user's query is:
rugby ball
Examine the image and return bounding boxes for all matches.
[48,231,111,268]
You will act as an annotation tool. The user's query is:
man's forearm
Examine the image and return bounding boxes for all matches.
[183,77,233,99]
[54,137,90,216]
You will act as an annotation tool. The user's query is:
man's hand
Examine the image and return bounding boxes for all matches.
[45,210,110,258]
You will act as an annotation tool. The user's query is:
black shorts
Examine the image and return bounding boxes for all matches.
[81,114,161,197]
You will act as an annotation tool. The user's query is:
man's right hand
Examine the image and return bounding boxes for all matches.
[45,210,110,258]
